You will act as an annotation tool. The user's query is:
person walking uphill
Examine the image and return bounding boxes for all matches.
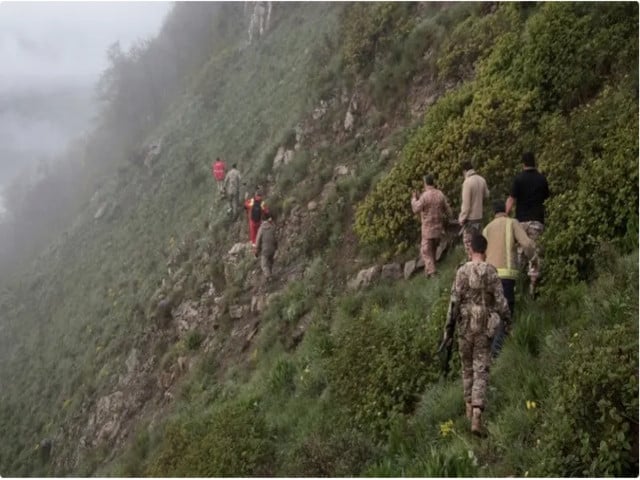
[223,164,242,219]
[441,234,511,436]
[212,157,226,195]
[459,161,490,260]
[255,212,277,280]
[505,152,549,296]
[245,188,269,247]
[411,174,453,277]
[483,200,535,356]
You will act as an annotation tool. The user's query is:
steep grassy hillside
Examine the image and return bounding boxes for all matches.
[0,2,637,477]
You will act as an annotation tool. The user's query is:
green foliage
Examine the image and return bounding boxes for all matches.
[340,3,417,78]
[185,330,204,351]
[325,279,447,437]
[147,400,275,476]
[282,428,376,476]
[356,2,638,285]
[536,321,638,476]
[540,82,639,284]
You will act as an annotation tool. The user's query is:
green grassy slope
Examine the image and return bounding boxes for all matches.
[0,2,637,477]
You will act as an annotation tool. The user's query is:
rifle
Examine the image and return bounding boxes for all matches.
[437,300,457,378]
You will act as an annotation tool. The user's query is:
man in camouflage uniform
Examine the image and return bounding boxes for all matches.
[223,163,242,220]
[442,234,511,435]
[411,174,453,277]
[255,212,277,280]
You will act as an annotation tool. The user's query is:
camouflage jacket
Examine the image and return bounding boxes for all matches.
[255,220,277,257]
[411,186,453,239]
[224,168,242,194]
[444,261,511,338]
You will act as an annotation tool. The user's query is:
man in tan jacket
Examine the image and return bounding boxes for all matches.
[483,200,535,356]
[458,161,490,260]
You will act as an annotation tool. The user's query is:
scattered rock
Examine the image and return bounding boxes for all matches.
[333,165,350,178]
[307,200,318,211]
[312,100,328,120]
[274,147,295,170]
[229,304,247,319]
[380,148,391,161]
[125,349,139,374]
[417,257,425,270]
[381,263,402,280]
[228,242,250,256]
[344,109,354,131]
[94,202,109,220]
[251,295,269,314]
[404,259,419,280]
[347,265,382,290]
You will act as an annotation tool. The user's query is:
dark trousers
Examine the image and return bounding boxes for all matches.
[492,278,515,357]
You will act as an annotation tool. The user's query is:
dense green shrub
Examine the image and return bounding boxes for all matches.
[535,322,638,476]
[283,428,377,476]
[355,2,638,284]
[540,82,638,284]
[147,400,274,476]
[325,284,445,437]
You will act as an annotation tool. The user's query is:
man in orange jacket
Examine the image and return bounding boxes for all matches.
[244,188,269,247]
[212,157,226,195]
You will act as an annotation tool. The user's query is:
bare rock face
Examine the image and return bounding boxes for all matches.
[344,109,355,131]
[229,304,248,320]
[94,202,109,220]
[333,164,351,179]
[381,263,402,280]
[404,259,418,280]
[273,147,295,170]
[88,391,126,445]
[251,295,268,314]
[312,100,328,120]
[347,265,382,290]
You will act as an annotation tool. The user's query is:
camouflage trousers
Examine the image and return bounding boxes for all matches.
[421,237,440,275]
[459,331,492,409]
[518,221,544,282]
[462,220,483,260]
[227,190,240,219]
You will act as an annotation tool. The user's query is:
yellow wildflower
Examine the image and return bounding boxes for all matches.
[439,419,454,437]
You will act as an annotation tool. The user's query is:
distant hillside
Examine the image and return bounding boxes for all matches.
[0,2,636,477]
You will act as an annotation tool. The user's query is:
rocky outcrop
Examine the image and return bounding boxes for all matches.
[381,263,402,280]
[347,265,381,290]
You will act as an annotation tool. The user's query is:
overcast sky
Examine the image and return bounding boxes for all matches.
[0,1,172,214]
[0,1,171,92]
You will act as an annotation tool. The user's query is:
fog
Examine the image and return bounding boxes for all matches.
[0,1,171,211]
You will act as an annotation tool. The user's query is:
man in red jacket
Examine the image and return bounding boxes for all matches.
[212,157,226,196]
[244,188,269,247]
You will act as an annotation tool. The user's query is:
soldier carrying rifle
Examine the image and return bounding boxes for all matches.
[439,233,511,436]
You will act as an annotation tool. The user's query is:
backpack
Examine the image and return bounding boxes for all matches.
[251,198,263,222]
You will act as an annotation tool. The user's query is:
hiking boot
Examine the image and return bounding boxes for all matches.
[471,407,483,436]
[465,402,473,420]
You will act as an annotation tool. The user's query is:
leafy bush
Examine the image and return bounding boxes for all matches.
[535,322,639,476]
[325,282,445,437]
[147,399,275,476]
[283,428,376,476]
[355,2,638,285]
[540,82,639,284]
